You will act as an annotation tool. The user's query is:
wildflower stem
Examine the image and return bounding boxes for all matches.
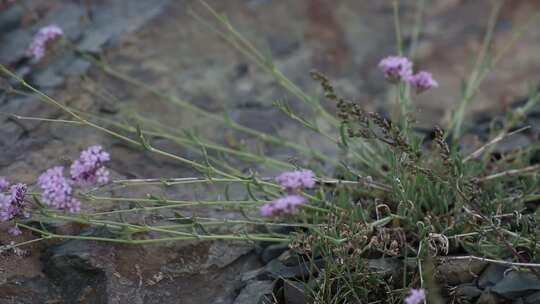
[0,65,248,181]
[18,223,288,243]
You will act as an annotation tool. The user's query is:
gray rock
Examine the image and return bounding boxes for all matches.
[494,134,532,155]
[491,271,540,300]
[261,243,289,263]
[42,239,110,304]
[367,258,402,278]
[64,59,91,76]
[477,264,508,289]
[32,68,65,88]
[0,276,60,304]
[267,36,300,57]
[0,4,23,33]
[265,258,324,279]
[284,281,306,304]
[242,267,270,283]
[477,288,503,304]
[436,258,487,286]
[524,291,540,304]
[514,298,525,304]
[454,283,482,300]
[234,280,274,304]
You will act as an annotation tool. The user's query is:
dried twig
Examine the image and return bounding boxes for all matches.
[478,164,540,182]
[439,255,540,268]
[463,126,530,163]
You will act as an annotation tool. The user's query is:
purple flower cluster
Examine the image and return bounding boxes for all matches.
[0,182,29,222]
[404,288,426,304]
[260,169,316,217]
[38,166,80,213]
[260,195,307,217]
[0,146,110,236]
[0,178,30,236]
[378,56,413,83]
[378,56,438,93]
[407,71,438,93]
[276,169,316,191]
[36,145,111,214]
[26,25,64,62]
[70,145,111,185]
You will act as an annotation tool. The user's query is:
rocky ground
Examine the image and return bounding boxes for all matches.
[0,0,539,303]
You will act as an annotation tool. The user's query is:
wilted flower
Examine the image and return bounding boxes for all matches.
[260,195,307,217]
[405,288,426,304]
[407,71,438,93]
[276,170,316,192]
[38,166,80,213]
[26,24,64,61]
[378,56,413,83]
[70,145,111,186]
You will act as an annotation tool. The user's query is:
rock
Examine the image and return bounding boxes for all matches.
[233,280,274,304]
[436,258,487,285]
[204,241,255,269]
[477,264,508,289]
[367,258,402,279]
[265,258,324,280]
[0,4,22,33]
[41,239,110,303]
[242,267,270,283]
[0,276,60,304]
[261,243,289,263]
[267,36,300,57]
[284,280,306,304]
[493,134,532,155]
[31,68,65,88]
[477,288,503,304]
[491,271,540,300]
[524,291,540,304]
[453,283,482,301]
[514,298,525,304]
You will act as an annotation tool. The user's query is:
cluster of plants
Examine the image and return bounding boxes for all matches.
[1,1,539,303]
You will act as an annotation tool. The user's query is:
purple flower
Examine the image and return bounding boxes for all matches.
[0,176,9,190]
[26,24,64,62]
[405,288,426,304]
[38,166,80,212]
[378,56,413,83]
[407,71,438,93]
[0,183,28,222]
[260,195,307,217]
[276,170,316,192]
[70,145,111,186]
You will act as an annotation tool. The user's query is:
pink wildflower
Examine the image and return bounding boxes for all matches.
[378,56,413,83]
[405,288,426,304]
[275,170,316,192]
[26,24,64,61]
[407,71,438,93]
[70,145,111,186]
[260,195,307,217]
